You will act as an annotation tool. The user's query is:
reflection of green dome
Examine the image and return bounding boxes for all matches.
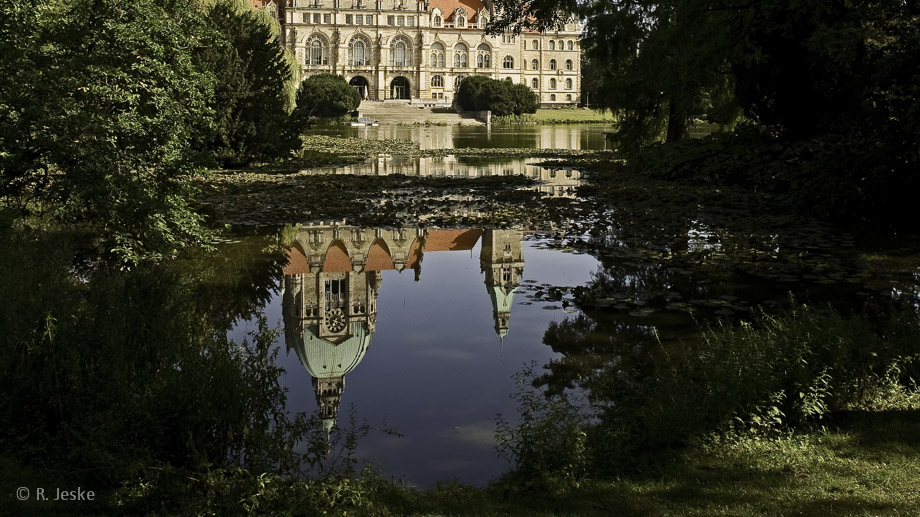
[292,322,372,379]
[490,286,518,314]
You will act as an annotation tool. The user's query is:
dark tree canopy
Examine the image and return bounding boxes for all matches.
[0,0,307,263]
[293,74,362,121]
[194,0,301,167]
[489,0,920,149]
[456,76,538,116]
[1,0,215,263]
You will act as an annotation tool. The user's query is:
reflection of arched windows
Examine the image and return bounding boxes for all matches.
[567,40,574,51]
[565,59,573,70]
[390,37,412,67]
[531,59,538,70]
[454,42,468,68]
[550,78,557,89]
[431,75,443,87]
[531,39,538,50]
[502,55,514,69]
[349,37,370,66]
[476,43,491,68]
[430,42,445,68]
[565,78,572,89]
[306,35,328,65]
[548,40,555,50]
[549,59,556,70]
[531,78,538,89]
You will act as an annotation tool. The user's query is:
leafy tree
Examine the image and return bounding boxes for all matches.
[490,0,919,149]
[0,0,214,264]
[292,74,362,121]
[194,0,301,167]
[456,76,538,116]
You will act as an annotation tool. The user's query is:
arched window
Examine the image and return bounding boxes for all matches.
[391,38,411,66]
[565,78,572,89]
[531,59,538,70]
[456,9,467,28]
[454,42,468,68]
[550,78,557,89]
[531,78,538,89]
[548,40,555,50]
[476,43,490,68]
[558,40,564,49]
[307,36,328,65]
[567,40,574,51]
[565,59,573,70]
[549,59,556,70]
[430,42,445,68]
[550,94,556,101]
[502,55,514,69]
[432,75,443,88]
[349,37,369,66]
[531,40,538,50]
[433,15,442,27]
[566,94,572,101]
[454,75,464,90]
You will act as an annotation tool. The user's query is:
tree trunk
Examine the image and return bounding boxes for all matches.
[666,97,690,142]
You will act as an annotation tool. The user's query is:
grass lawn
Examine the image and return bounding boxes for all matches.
[368,409,920,516]
[532,108,614,123]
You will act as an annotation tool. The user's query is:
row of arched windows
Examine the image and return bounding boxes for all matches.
[306,39,576,71]
[528,78,574,90]
[429,76,574,90]
[531,39,576,51]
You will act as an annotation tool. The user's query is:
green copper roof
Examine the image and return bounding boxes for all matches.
[292,322,372,379]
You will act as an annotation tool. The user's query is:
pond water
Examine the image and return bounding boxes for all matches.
[225,123,920,486]
[232,226,599,486]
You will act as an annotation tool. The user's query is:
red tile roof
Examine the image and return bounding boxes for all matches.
[425,229,483,251]
[430,0,486,23]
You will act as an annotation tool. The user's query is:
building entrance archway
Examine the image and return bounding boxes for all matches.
[390,76,410,100]
[349,76,370,100]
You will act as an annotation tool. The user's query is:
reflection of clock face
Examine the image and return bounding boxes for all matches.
[324,308,347,333]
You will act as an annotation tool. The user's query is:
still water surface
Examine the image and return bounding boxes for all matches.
[230,123,920,486]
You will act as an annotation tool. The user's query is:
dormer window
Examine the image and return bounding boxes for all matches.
[455,9,466,28]
[433,15,442,27]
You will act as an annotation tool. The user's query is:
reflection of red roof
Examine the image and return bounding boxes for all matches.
[323,241,352,273]
[366,240,395,271]
[425,229,483,251]
[283,243,309,275]
[431,0,485,23]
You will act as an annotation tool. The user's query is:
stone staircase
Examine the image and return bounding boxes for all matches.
[357,100,483,125]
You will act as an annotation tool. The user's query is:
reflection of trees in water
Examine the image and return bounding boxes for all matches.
[538,313,661,398]
[0,232,323,492]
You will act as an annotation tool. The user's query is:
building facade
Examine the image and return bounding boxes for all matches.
[260,0,581,105]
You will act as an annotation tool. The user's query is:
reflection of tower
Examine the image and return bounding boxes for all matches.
[479,229,524,341]
[282,223,424,433]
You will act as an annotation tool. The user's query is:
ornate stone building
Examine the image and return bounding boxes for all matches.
[258,0,581,105]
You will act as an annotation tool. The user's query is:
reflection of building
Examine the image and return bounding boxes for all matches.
[322,157,580,198]
[283,224,523,428]
[252,1,581,105]
[480,230,524,340]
